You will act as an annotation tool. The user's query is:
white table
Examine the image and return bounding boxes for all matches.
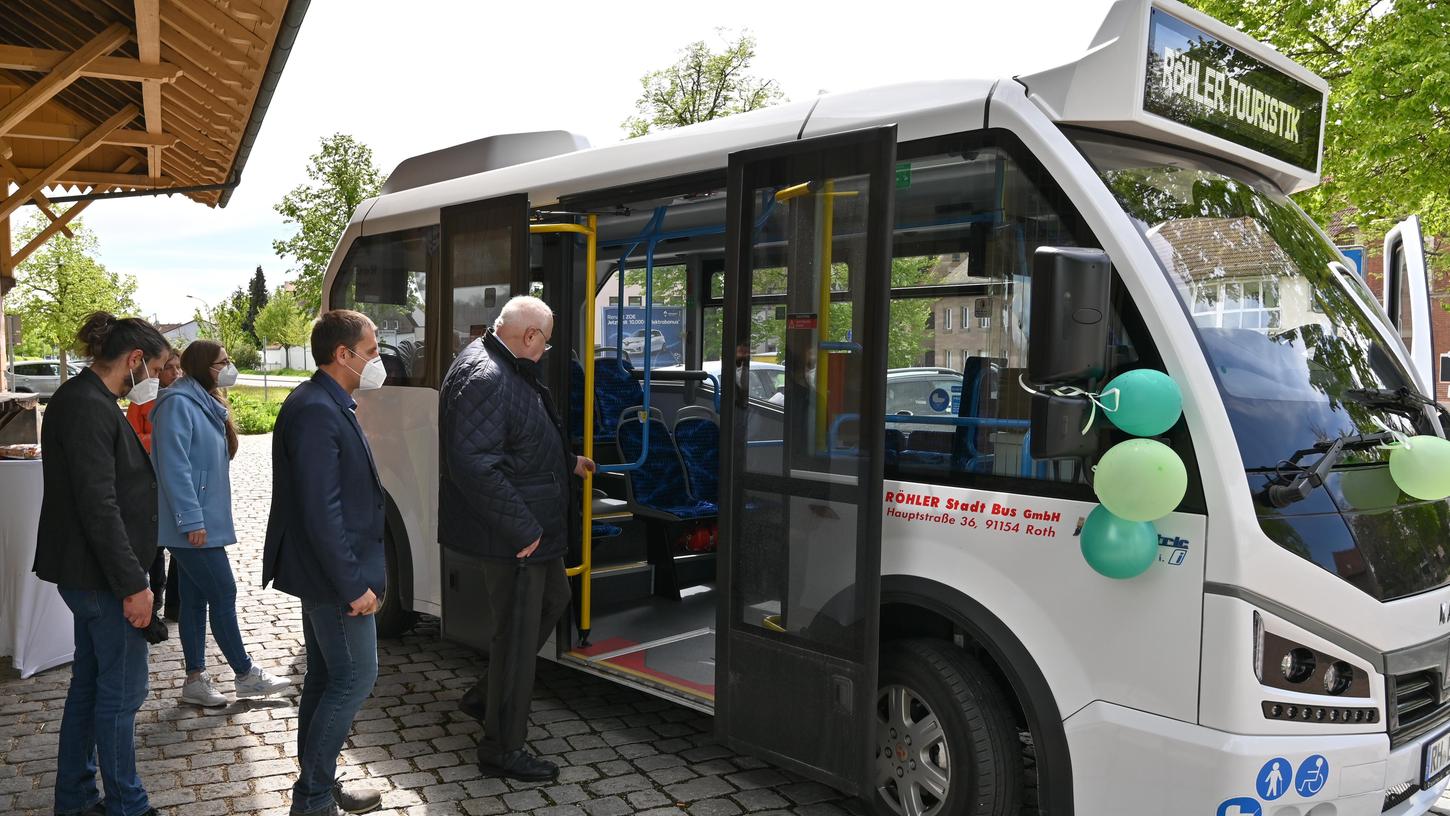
[0,459,74,677]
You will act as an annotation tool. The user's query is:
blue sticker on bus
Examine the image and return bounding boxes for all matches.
[1256,757,1291,800]
[928,388,951,413]
[1216,797,1261,816]
[1295,755,1328,796]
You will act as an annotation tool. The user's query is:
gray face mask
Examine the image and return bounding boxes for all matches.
[215,363,239,388]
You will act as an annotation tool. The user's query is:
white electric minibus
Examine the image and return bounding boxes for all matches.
[319,1,1450,812]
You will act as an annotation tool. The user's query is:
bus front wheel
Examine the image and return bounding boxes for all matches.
[872,639,1022,816]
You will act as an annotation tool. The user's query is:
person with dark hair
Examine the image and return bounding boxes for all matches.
[154,340,291,708]
[439,296,593,783]
[264,309,387,816]
[34,311,171,816]
[127,347,181,617]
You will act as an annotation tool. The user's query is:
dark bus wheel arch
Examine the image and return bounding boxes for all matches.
[376,492,418,638]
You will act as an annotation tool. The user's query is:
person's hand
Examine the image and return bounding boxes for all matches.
[123,588,154,629]
[187,529,207,547]
[349,589,379,617]
[574,456,596,478]
[516,537,541,559]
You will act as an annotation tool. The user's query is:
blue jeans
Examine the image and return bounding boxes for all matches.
[167,546,252,676]
[55,588,151,816]
[293,598,378,814]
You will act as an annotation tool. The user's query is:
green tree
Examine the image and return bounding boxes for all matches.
[193,289,257,369]
[253,288,311,354]
[244,265,268,341]
[1183,0,1450,263]
[273,134,383,312]
[624,31,785,138]
[9,210,138,378]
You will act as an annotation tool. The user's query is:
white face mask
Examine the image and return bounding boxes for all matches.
[345,349,386,391]
[216,363,239,388]
[126,358,159,405]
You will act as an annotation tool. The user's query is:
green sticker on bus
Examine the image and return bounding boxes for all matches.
[895,162,911,189]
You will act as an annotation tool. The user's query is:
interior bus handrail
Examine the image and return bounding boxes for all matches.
[530,219,598,643]
[626,368,721,413]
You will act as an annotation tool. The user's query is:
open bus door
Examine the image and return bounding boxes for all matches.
[717,127,895,795]
[1383,215,1437,396]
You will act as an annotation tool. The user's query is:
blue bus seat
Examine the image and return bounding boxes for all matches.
[673,407,720,505]
[617,412,717,520]
[594,355,644,438]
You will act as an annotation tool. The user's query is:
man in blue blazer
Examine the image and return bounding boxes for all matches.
[264,309,387,816]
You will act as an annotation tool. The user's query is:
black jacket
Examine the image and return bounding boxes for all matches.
[263,371,386,605]
[439,331,573,561]
[33,368,158,597]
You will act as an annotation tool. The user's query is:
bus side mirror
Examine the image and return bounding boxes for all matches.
[1027,247,1112,383]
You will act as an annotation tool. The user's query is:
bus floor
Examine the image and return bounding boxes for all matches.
[560,583,717,712]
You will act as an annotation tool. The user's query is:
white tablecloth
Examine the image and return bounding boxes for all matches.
[0,459,74,677]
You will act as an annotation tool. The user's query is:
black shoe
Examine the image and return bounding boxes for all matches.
[60,802,106,816]
[332,776,381,814]
[458,678,486,722]
[477,748,558,782]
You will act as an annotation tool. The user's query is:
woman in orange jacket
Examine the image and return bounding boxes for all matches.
[128,346,182,615]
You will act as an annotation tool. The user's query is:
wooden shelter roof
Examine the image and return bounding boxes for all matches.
[0,0,307,277]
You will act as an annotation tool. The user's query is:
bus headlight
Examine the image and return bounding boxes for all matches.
[1324,661,1354,695]
[1281,648,1316,684]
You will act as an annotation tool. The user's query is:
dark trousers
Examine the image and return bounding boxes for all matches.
[148,550,166,608]
[293,598,378,814]
[476,557,570,757]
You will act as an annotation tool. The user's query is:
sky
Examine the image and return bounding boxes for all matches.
[15,0,1120,324]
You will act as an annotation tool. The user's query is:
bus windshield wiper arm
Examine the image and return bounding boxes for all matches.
[1261,431,1395,509]
[1344,386,1435,415]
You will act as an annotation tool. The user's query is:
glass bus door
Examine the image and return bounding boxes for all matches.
[717,128,895,795]
[1383,215,1437,396]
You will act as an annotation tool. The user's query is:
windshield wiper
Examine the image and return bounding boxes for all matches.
[1260,431,1395,508]
[1345,386,1435,415]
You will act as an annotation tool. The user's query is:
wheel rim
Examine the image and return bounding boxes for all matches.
[875,683,951,816]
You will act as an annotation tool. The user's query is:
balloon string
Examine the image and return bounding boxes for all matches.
[1371,416,1412,450]
[1018,375,1119,435]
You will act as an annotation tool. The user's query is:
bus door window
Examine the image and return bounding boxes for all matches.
[442,195,527,360]
[328,226,438,387]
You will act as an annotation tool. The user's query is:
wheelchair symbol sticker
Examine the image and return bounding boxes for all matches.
[1217,797,1261,816]
[1295,755,1328,796]
[928,388,950,413]
[1256,757,1291,800]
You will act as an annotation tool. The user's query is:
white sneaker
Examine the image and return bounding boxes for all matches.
[235,665,292,699]
[181,675,227,707]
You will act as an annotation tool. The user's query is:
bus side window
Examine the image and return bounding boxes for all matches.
[885,132,1158,496]
[328,225,438,387]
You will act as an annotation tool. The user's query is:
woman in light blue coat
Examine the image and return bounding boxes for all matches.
[153,340,290,707]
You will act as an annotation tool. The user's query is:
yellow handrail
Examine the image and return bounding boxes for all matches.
[530,218,597,637]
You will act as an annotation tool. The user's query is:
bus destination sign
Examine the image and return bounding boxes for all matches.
[1143,8,1323,172]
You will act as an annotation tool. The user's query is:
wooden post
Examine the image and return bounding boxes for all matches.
[0,174,10,394]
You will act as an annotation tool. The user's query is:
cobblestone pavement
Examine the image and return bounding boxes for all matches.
[0,434,863,816]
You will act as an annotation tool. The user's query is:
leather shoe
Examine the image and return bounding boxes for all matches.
[458,678,486,722]
[478,748,558,782]
[332,776,381,814]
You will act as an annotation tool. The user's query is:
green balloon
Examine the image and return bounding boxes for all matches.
[1389,435,1450,501]
[1093,438,1188,521]
[1103,369,1183,437]
[1080,505,1158,579]
[1335,467,1402,509]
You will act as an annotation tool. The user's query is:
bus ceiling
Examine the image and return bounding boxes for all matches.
[1017,0,1328,195]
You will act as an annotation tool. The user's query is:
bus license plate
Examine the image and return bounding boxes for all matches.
[1424,727,1450,786]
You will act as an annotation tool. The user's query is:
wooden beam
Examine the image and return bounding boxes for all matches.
[0,45,182,84]
[161,26,254,90]
[0,104,140,221]
[162,10,261,73]
[163,48,245,106]
[0,152,76,239]
[175,0,268,51]
[5,121,175,149]
[136,0,164,179]
[9,168,174,190]
[0,23,132,138]
[8,158,142,269]
[217,0,276,27]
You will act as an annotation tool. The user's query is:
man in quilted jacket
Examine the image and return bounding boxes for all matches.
[438,296,594,783]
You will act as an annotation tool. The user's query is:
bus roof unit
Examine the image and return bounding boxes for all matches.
[1017,0,1328,193]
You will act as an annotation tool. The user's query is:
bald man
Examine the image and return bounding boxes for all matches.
[437,296,594,783]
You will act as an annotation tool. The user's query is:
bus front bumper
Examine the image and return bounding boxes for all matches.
[1064,701,1450,816]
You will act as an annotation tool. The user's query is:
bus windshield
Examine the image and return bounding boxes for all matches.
[1072,131,1421,473]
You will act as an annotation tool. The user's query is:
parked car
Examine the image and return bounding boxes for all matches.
[622,328,666,357]
[5,359,83,398]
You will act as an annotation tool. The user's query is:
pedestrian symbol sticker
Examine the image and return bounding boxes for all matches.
[1256,757,1291,800]
[1216,797,1261,816]
[1296,755,1328,796]
[928,388,950,413]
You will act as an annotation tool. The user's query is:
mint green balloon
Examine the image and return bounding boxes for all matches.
[1388,435,1450,501]
[1093,438,1188,521]
[1080,505,1158,579]
[1335,467,1401,509]
[1103,369,1183,437]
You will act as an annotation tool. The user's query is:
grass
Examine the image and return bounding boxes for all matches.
[240,367,311,377]
[227,385,292,434]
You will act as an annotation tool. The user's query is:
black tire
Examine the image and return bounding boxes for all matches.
[871,639,1023,816]
[375,523,418,638]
